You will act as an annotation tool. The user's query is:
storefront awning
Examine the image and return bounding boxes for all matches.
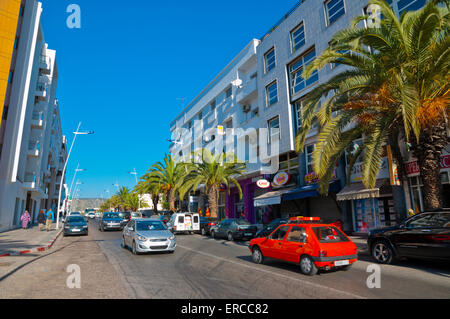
[282,185,319,201]
[336,180,386,201]
[254,187,296,207]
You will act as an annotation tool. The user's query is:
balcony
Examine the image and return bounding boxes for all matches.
[27,141,40,157]
[39,55,51,74]
[236,77,257,104]
[35,81,47,101]
[31,111,44,129]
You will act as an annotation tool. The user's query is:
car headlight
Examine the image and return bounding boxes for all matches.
[169,236,175,241]
[137,234,147,241]
[83,226,88,229]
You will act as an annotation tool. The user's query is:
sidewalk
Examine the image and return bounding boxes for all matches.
[0,223,62,257]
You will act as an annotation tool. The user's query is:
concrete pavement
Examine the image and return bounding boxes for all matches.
[0,223,62,257]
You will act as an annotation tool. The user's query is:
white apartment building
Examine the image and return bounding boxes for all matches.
[0,0,66,232]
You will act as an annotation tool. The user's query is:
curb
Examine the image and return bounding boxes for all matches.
[0,228,63,258]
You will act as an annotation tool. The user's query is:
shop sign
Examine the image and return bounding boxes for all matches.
[256,179,271,189]
[350,157,389,183]
[405,155,450,176]
[272,172,290,188]
[305,169,337,185]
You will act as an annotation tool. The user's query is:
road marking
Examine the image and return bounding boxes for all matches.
[177,244,366,299]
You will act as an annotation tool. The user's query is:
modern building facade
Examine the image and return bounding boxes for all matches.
[0,0,66,232]
[169,0,446,233]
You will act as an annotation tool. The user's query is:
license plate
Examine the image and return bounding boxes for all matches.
[72,229,81,232]
[334,260,350,266]
[244,233,253,236]
[109,224,116,227]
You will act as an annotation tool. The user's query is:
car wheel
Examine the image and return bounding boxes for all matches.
[300,255,318,276]
[201,228,206,236]
[252,247,264,264]
[132,241,139,255]
[227,232,233,241]
[372,240,395,264]
[211,230,216,239]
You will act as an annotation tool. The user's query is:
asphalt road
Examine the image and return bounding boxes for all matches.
[1,218,449,299]
[91,219,450,299]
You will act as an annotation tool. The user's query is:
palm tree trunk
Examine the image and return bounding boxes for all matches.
[412,122,448,211]
[152,194,159,215]
[168,188,176,211]
[206,185,219,219]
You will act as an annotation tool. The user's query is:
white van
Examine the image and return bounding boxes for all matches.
[167,213,200,234]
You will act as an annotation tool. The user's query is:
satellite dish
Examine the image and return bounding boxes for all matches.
[231,79,243,88]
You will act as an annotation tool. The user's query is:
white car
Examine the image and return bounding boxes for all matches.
[166,212,200,234]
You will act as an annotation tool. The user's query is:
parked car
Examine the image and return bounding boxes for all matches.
[166,213,200,234]
[122,218,176,255]
[368,211,450,264]
[255,218,289,238]
[211,218,258,241]
[63,215,89,236]
[198,217,219,236]
[95,212,102,218]
[160,214,170,224]
[249,217,358,276]
[131,212,142,220]
[99,212,124,231]
[139,209,154,218]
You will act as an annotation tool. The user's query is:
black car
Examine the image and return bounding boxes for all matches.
[64,215,88,236]
[368,211,450,264]
[99,212,124,231]
[119,212,131,226]
[197,217,219,236]
[211,218,258,241]
[255,218,289,238]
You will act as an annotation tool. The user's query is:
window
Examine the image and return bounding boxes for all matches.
[286,226,307,243]
[407,214,440,229]
[265,81,278,106]
[305,144,315,174]
[331,49,350,69]
[268,116,280,144]
[225,87,232,99]
[325,0,346,25]
[313,226,349,243]
[264,48,276,73]
[269,226,289,240]
[289,48,318,95]
[397,0,426,16]
[210,100,216,111]
[290,23,305,53]
[279,151,298,175]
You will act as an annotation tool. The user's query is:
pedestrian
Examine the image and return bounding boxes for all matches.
[20,210,31,229]
[37,209,46,231]
[46,209,54,232]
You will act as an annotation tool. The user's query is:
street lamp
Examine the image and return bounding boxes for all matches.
[66,163,86,213]
[56,122,94,229]
[128,168,141,211]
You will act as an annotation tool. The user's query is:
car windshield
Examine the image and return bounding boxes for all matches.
[71,212,81,215]
[68,217,85,223]
[136,221,167,231]
[131,213,141,217]
[312,226,349,243]
[103,213,120,219]
[235,219,251,225]
[120,212,131,218]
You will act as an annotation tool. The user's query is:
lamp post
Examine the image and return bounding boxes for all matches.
[67,164,86,214]
[128,168,140,211]
[56,122,94,229]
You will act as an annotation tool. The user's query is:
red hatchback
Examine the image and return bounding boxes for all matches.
[248,217,358,275]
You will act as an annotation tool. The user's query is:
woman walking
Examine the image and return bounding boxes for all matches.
[37,210,46,231]
[20,210,31,229]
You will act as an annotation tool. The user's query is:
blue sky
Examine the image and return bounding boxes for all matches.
[40,0,299,198]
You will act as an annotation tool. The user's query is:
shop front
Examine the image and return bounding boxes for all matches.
[337,153,399,233]
[405,149,450,213]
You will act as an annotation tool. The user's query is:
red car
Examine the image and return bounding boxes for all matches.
[248,217,358,275]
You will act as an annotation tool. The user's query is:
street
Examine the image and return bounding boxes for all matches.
[0,218,449,299]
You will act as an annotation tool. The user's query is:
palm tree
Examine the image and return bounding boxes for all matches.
[134,178,162,215]
[145,154,189,211]
[116,186,131,211]
[295,0,449,211]
[180,149,246,219]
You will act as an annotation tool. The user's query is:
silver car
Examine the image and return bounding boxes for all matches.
[122,218,176,255]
